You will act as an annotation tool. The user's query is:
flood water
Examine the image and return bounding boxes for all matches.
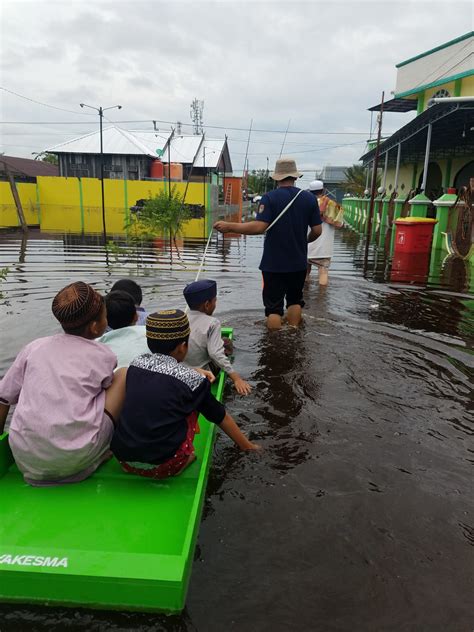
[0,228,473,631]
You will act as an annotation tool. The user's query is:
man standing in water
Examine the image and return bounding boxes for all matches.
[214,158,322,330]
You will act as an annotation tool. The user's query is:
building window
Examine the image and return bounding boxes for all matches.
[428,89,450,106]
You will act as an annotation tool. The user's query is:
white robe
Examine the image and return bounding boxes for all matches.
[308,222,335,260]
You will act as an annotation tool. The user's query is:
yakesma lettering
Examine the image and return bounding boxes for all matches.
[0,554,68,568]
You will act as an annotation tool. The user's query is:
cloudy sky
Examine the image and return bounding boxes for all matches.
[0,0,471,184]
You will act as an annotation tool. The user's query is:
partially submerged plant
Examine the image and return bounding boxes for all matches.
[0,267,9,300]
[126,186,192,261]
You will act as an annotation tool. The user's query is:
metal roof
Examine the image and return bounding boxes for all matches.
[360,102,474,166]
[315,166,349,183]
[46,127,168,156]
[161,135,228,168]
[0,155,59,177]
[161,135,202,164]
[368,98,418,113]
[46,128,231,170]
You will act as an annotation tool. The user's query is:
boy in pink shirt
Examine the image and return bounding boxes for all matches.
[0,282,126,486]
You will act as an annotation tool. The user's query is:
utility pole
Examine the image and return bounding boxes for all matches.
[80,102,122,246]
[243,118,253,197]
[167,127,175,200]
[279,119,291,157]
[363,92,384,275]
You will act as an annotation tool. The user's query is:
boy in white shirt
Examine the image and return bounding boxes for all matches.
[99,291,148,368]
[183,280,251,396]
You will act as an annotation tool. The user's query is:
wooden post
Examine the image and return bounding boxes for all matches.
[3,161,28,233]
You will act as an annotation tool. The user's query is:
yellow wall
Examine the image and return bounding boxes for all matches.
[461,74,474,96]
[0,176,207,237]
[384,156,473,193]
[0,182,39,228]
[423,80,456,108]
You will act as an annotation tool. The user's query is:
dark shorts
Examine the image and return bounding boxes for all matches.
[261,270,307,317]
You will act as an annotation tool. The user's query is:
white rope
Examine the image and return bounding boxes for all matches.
[184,228,215,314]
[264,188,303,233]
[194,228,214,282]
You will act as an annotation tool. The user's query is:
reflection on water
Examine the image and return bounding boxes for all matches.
[0,228,473,631]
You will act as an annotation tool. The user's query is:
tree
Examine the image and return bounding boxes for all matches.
[247,169,272,195]
[344,164,380,197]
[35,152,58,165]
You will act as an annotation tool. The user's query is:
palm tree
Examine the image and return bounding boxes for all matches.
[344,164,380,197]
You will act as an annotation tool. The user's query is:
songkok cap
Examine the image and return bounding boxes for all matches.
[183,279,217,308]
[271,158,302,181]
[146,309,190,341]
[52,281,103,329]
[308,180,324,192]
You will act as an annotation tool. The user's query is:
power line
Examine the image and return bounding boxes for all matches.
[233,140,366,156]
[0,118,379,135]
[0,86,96,116]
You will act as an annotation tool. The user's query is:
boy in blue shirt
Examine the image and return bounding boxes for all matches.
[111,309,260,479]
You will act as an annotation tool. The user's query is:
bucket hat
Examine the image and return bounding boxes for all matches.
[271,158,302,181]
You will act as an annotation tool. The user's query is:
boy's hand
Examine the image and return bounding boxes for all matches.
[195,368,215,383]
[233,377,252,396]
[244,442,262,451]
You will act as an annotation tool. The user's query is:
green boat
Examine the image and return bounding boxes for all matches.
[0,328,232,613]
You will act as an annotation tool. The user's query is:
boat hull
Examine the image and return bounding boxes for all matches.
[0,328,232,612]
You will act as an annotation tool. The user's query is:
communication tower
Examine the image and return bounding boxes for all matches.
[190,98,204,135]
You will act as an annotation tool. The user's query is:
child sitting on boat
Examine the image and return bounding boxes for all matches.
[183,280,252,396]
[111,309,260,479]
[111,278,148,325]
[100,292,213,382]
[0,282,127,486]
[99,290,148,368]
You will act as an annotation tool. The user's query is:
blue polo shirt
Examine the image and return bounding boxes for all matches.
[256,186,321,273]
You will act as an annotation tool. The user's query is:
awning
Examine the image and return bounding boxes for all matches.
[360,102,474,166]
[368,98,418,113]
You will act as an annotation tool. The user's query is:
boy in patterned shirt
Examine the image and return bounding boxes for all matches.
[111,309,260,479]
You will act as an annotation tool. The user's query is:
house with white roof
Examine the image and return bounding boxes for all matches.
[46,127,232,181]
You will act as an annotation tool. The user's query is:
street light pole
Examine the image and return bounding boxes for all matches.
[80,102,122,245]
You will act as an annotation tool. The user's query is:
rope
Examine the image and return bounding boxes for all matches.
[184,228,215,314]
[194,228,214,282]
[264,188,303,233]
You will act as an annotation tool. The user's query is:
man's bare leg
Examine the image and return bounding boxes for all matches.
[319,267,329,286]
[305,263,312,282]
[266,314,283,330]
[286,304,302,327]
[104,368,127,424]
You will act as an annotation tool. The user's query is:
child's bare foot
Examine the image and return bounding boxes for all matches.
[176,453,197,476]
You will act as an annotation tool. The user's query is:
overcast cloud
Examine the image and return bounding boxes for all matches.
[0,0,471,184]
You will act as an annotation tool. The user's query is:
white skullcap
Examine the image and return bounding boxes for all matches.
[308,180,324,191]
